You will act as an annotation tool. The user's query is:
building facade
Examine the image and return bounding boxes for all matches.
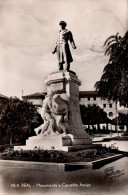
[22,91,117,120]
[0,94,8,106]
[22,92,46,107]
[79,91,117,120]
[23,91,128,131]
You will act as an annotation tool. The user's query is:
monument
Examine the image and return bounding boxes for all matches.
[14,21,92,151]
[52,21,76,71]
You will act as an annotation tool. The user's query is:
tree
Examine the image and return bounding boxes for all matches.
[0,98,9,117]
[95,31,128,107]
[0,97,43,145]
[112,113,128,132]
[80,104,111,131]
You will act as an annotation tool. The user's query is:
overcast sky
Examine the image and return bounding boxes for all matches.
[0,0,127,98]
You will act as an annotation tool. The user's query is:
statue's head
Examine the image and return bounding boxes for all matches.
[59,21,67,29]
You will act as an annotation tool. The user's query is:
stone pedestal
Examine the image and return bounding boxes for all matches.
[46,71,91,139]
[14,71,92,151]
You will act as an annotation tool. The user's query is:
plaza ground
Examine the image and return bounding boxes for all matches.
[0,155,128,195]
[0,137,128,195]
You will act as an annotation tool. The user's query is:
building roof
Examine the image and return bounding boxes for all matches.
[79,91,99,97]
[0,94,8,99]
[22,92,46,98]
[22,91,100,99]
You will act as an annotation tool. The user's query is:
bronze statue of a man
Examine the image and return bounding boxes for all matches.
[52,21,76,71]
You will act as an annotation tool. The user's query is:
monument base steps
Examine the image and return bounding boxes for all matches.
[14,134,93,152]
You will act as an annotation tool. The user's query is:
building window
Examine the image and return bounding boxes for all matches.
[103,104,106,108]
[109,104,112,108]
[93,96,96,101]
[88,97,90,101]
[109,112,113,117]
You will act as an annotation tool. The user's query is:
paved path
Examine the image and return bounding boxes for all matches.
[0,157,128,195]
[101,140,128,152]
[92,133,119,142]
[93,134,128,152]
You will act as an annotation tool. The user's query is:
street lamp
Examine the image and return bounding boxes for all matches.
[115,101,119,136]
[116,113,119,136]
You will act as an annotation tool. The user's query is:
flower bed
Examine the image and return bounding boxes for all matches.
[0,147,120,163]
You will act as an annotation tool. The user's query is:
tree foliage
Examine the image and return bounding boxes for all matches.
[112,113,128,129]
[0,98,8,116]
[118,113,128,125]
[95,31,128,107]
[80,104,110,125]
[0,97,43,145]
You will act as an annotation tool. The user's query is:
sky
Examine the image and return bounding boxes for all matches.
[0,0,127,98]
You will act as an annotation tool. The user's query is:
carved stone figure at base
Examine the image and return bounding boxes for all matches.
[51,93,69,134]
[34,92,69,136]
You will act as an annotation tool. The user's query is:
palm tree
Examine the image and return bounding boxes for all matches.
[95,31,128,107]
